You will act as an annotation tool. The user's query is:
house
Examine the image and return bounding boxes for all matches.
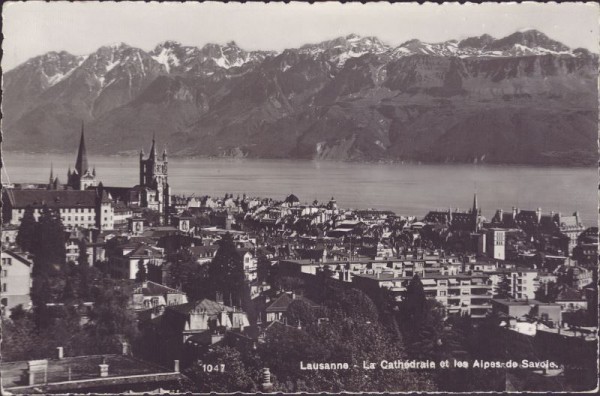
[490,298,562,325]
[163,299,250,343]
[237,248,258,282]
[294,248,327,262]
[572,242,598,267]
[554,265,593,289]
[555,286,588,312]
[264,292,319,323]
[112,201,133,230]
[0,249,33,316]
[108,241,165,280]
[129,281,188,320]
[187,245,219,265]
[1,224,19,247]
[65,227,94,265]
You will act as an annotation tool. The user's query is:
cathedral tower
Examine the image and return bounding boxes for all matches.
[139,135,170,219]
[67,123,98,190]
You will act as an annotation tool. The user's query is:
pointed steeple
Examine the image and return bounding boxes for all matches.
[149,133,157,161]
[472,193,478,214]
[49,162,54,184]
[75,122,89,176]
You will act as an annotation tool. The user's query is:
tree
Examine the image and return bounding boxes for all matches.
[135,260,147,282]
[9,304,27,321]
[33,205,66,272]
[324,287,379,323]
[404,274,426,324]
[16,205,37,252]
[87,281,139,352]
[286,299,317,328]
[168,250,210,300]
[147,262,162,283]
[405,299,446,361]
[495,275,512,299]
[535,281,559,303]
[185,346,258,392]
[256,253,270,283]
[208,233,245,304]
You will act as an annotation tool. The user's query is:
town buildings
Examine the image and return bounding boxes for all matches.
[1,124,596,393]
[0,249,33,315]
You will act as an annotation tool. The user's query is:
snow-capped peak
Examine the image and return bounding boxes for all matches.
[299,34,391,67]
[391,30,576,59]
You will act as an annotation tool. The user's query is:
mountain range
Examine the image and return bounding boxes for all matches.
[2,29,598,165]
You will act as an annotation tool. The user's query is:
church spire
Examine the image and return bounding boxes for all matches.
[149,132,157,160]
[75,121,89,176]
[472,193,478,214]
[49,162,54,184]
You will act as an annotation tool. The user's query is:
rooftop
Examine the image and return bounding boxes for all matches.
[491,298,560,306]
[1,354,181,394]
[4,189,102,209]
[167,298,235,316]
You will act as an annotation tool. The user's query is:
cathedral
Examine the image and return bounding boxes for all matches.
[66,123,98,190]
[139,135,171,219]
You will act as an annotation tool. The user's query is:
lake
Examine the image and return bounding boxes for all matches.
[2,152,597,226]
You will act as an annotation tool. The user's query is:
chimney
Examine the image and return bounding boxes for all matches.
[261,367,273,392]
[56,346,64,360]
[174,360,180,373]
[121,341,130,356]
[99,363,109,377]
[27,360,48,385]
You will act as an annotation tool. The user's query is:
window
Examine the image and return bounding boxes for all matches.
[2,284,6,292]
[88,216,92,221]
[2,270,7,277]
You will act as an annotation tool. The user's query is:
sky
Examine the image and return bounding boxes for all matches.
[2,1,599,71]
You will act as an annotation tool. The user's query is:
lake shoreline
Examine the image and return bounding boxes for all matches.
[3,152,597,226]
[3,150,596,169]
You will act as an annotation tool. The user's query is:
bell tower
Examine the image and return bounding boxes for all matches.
[68,122,98,190]
[139,134,170,219]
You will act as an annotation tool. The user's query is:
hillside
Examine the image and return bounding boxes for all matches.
[2,30,597,166]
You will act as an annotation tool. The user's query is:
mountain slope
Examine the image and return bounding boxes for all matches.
[2,30,597,166]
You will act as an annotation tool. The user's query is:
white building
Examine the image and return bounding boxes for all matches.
[1,250,33,315]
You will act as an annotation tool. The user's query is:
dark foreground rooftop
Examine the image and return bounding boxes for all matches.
[1,354,185,394]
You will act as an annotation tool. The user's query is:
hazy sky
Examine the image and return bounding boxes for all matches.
[3,1,599,70]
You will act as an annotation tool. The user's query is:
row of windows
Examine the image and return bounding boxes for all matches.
[17,208,94,214]
[66,216,94,222]
[1,258,12,266]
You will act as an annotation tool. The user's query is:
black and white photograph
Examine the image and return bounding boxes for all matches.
[0,1,598,393]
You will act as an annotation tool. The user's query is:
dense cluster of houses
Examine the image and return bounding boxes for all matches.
[1,132,597,390]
